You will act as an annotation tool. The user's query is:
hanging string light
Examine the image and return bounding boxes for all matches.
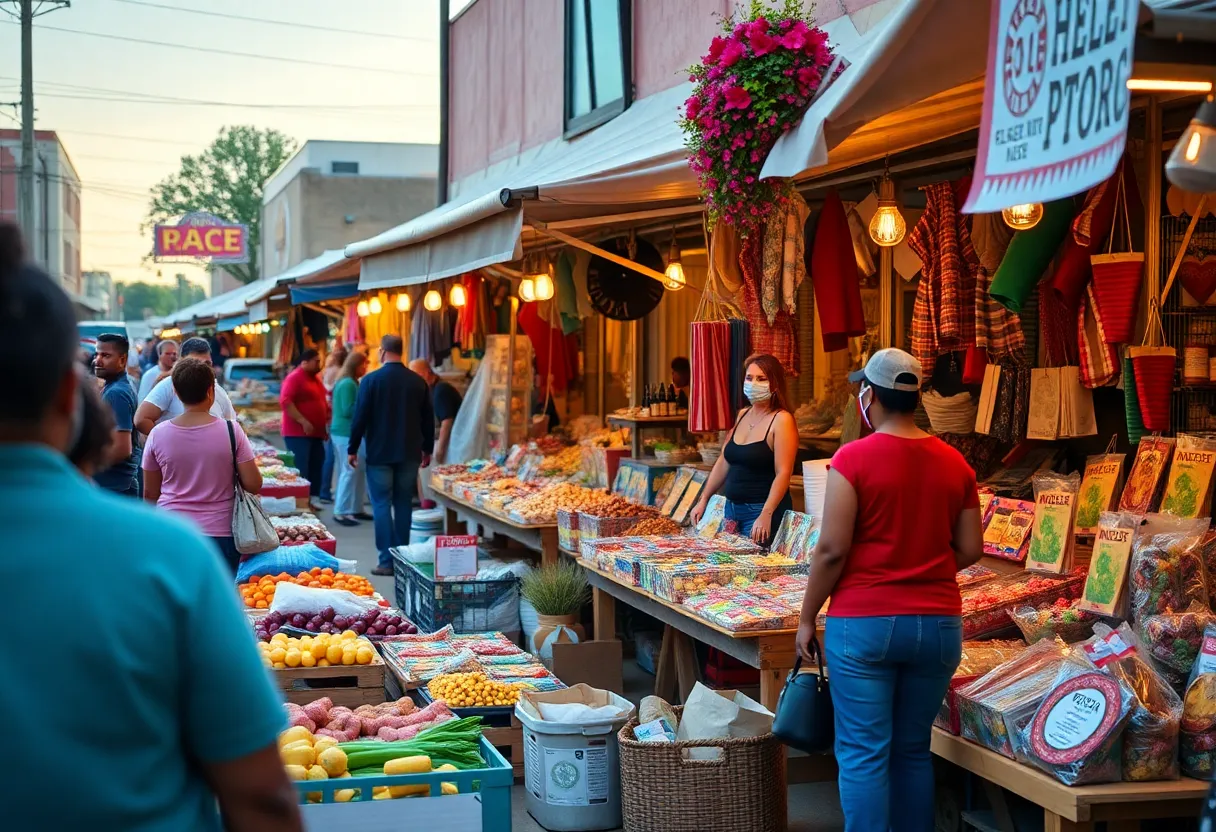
[518,277,536,303]
[1001,202,1044,231]
[261,322,271,334]
[449,282,467,307]
[423,289,442,311]
[533,256,555,302]
[664,226,686,291]
[356,299,370,317]
[396,292,411,312]
[369,295,383,315]
[868,165,906,247]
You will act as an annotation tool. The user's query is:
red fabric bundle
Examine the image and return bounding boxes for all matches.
[518,301,577,393]
[810,189,865,352]
[689,321,733,432]
[739,233,798,375]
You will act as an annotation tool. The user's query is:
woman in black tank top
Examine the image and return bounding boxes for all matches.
[690,354,797,545]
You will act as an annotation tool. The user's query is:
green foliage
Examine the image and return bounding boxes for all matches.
[1076,482,1103,529]
[520,563,590,616]
[144,126,297,284]
[1030,514,1063,564]
[115,280,205,320]
[1085,548,1118,605]
[1163,471,1200,517]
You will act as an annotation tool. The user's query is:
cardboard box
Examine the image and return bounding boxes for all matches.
[551,640,625,695]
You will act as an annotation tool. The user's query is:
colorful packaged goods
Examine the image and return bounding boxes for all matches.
[1026,471,1080,574]
[1180,622,1216,778]
[1141,603,1216,694]
[1077,512,1137,617]
[1129,518,1210,626]
[1017,657,1135,785]
[936,641,1027,735]
[681,588,799,631]
[955,563,999,590]
[1079,623,1183,781]
[1119,435,1175,514]
[641,552,807,603]
[956,639,1071,758]
[960,572,1085,639]
[1074,453,1126,535]
[768,510,819,561]
[982,498,1035,562]
[1161,433,1216,519]
[1010,599,1099,644]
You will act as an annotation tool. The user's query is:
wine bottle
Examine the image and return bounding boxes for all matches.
[642,384,651,413]
[660,384,672,417]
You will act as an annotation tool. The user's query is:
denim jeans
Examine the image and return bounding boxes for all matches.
[331,435,366,517]
[320,438,335,501]
[366,461,420,567]
[824,614,962,832]
[284,436,325,499]
[208,535,241,578]
[724,493,792,541]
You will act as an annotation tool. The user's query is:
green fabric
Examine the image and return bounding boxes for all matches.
[556,252,581,335]
[988,199,1076,313]
[1123,353,1144,444]
[330,376,357,436]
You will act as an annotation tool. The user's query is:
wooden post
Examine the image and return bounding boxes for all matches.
[592,586,616,641]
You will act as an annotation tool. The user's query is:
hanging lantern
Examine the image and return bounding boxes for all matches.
[449,283,467,307]
[423,289,442,311]
[261,322,271,333]
[1166,95,1216,193]
[868,169,906,247]
[369,295,383,315]
[533,266,555,301]
[357,299,370,317]
[518,277,536,303]
[664,227,686,291]
[396,292,411,312]
[1001,202,1045,231]
[270,319,280,327]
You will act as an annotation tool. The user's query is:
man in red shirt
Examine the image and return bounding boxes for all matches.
[280,349,329,511]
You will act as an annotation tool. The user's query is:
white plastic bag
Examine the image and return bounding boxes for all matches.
[269,582,379,618]
[260,496,298,515]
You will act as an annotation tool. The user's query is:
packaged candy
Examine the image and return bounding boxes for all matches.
[1160,433,1216,519]
[1141,603,1216,694]
[1026,471,1081,574]
[1075,452,1126,535]
[1119,435,1175,514]
[1079,623,1183,781]
[1010,599,1099,644]
[1077,512,1138,617]
[1180,622,1216,778]
[1129,516,1209,626]
[956,639,1070,758]
[955,563,999,590]
[982,497,1036,562]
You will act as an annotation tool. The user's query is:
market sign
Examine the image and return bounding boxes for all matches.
[154,211,249,264]
[434,534,478,580]
[962,0,1138,214]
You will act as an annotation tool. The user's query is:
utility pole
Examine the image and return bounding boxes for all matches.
[0,0,70,251]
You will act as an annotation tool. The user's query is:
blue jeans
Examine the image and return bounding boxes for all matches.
[366,461,420,567]
[320,438,335,501]
[725,493,792,541]
[331,435,366,517]
[284,436,325,499]
[825,615,962,832]
[208,536,241,578]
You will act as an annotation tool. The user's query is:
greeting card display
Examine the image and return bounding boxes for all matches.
[1077,512,1137,617]
[1119,435,1175,514]
[982,497,1036,562]
[1075,453,1126,535]
[1161,433,1216,519]
[1026,472,1081,574]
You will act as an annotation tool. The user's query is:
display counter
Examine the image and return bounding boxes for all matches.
[429,489,560,566]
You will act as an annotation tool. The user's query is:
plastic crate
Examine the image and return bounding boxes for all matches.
[393,555,520,636]
[295,735,512,832]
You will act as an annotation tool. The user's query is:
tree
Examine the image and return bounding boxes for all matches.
[1030,514,1063,565]
[115,281,206,320]
[1164,472,1200,517]
[1076,482,1104,529]
[144,126,297,284]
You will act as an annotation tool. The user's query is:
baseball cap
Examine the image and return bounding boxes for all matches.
[847,348,922,392]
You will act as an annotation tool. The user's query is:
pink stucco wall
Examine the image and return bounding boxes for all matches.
[447,0,884,182]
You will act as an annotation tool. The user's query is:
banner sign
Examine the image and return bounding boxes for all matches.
[154,211,249,264]
[963,0,1138,214]
[434,534,478,580]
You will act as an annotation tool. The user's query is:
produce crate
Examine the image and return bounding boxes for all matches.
[282,538,337,555]
[392,555,520,638]
[275,655,385,708]
[556,508,580,552]
[295,735,513,831]
[961,574,1085,639]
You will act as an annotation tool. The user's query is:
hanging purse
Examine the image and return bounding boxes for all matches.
[771,636,834,754]
[227,421,279,556]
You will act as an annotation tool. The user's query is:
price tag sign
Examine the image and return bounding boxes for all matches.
[435,534,478,580]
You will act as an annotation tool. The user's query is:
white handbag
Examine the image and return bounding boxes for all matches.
[227,421,279,555]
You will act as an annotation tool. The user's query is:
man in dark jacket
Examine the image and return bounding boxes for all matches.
[348,334,434,575]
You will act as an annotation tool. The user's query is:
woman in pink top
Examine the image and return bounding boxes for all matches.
[142,358,263,574]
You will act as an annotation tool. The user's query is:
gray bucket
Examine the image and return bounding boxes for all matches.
[409,507,445,543]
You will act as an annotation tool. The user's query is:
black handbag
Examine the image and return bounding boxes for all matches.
[771,637,834,754]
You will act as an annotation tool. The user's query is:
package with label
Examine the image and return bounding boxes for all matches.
[982,497,1036,562]
[1026,471,1081,574]
[1129,516,1210,628]
[1017,655,1135,785]
[1075,453,1127,535]
[1079,622,1183,781]
[1180,622,1216,779]
[635,695,677,742]
[1078,512,1138,617]
[1161,433,1216,519]
[1141,603,1216,694]
[1119,435,1175,514]
[956,563,1000,590]
[1011,599,1099,644]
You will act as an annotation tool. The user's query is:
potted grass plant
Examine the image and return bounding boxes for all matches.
[521,563,590,654]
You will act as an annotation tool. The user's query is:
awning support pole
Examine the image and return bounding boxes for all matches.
[302,303,345,322]
[528,220,668,285]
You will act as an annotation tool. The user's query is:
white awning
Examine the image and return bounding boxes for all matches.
[164,275,281,326]
[761,0,990,181]
[352,82,696,291]
[244,249,356,304]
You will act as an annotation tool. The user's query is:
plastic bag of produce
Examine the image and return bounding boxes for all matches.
[1129,516,1209,627]
[1078,622,1183,781]
[1141,602,1216,694]
[235,543,357,584]
[1016,653,1135,785]
[268,581,379,619]
[1026,471,1081,574]
[1011,599,1100,644]
[260,495,298,515]
[1180,620,1216,778]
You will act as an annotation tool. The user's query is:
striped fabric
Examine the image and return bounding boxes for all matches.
[908,182,978,368]
[1077,283,1120,388]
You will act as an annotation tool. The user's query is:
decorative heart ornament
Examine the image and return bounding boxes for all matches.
[1180,235,1216,306]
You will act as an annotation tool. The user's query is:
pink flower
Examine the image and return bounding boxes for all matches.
[749,28,778,56]
[745,175,755,184]
[685,96,702,120]
[722,150,732,163]
[781,20,810,50]
[797,66,820,89]
[706,36,727,63]
[720,40,746,67]
[723,85,751,110]
[748,18,770,36]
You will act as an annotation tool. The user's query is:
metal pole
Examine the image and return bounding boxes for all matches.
[18,0,34,250]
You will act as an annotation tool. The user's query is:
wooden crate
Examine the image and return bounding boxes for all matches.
[275,659,386,708]
[482,716,524,782]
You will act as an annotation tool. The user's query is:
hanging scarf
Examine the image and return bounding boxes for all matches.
[1077,283,1119,388]
[907,181,979,368]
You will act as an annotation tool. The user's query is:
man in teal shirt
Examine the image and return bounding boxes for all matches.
[0,223,302,830]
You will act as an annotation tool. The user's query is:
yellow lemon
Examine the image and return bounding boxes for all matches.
[326,643,344,664]
[284,649,302,668]
[318,658,331,667]
[300,652,316,668]
[341,630,358,642]
[269,646,287,664]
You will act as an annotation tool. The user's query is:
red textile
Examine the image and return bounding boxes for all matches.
[739,233,799,373]
[907,181,979,368]
[827,433,979,617]
[689,321,733,432]
[518,302,575,393]
[280,366,329,438]
[810,190,865,352]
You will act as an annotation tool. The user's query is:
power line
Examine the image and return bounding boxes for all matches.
[0,20,434,77]
[55,129,199,147]
[101,0,433,44]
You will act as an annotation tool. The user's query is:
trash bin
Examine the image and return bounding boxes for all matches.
[516,684,635,832]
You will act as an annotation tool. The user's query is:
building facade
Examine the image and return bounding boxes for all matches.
[260,140,439,279]
[81,270,113,318]
[0,129,84,297]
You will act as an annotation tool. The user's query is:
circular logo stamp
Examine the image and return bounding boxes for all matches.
[1002,0,1048,117]
[551,760,580,790]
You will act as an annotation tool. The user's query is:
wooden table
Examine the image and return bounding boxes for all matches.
[606,414,688,457]
[931,729,1207,831]
[429,490,560,566]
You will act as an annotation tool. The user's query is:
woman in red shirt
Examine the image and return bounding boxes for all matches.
[796,348,983,832]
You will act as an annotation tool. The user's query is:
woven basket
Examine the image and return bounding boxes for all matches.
[618,711,787,832]
[1129,346,1176,432]
[1091,253,1144,344]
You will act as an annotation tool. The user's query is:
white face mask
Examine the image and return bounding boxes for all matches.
[743,380,771,404]
[858,383,874,430]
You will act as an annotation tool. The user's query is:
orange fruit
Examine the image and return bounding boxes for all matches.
[253,591,266,602]
[308,581,321,587]
[255,600,268,609]
[321,567,334,576]
[310,567,322,576]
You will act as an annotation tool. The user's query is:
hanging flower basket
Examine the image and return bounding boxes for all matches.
[681,0,840,230]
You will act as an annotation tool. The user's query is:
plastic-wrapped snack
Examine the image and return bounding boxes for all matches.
[1077,512,1139,618]
[1161,433,1216,519]
[956,563,1000,590]
[1192,530,1216,612]
[957,641,1027,677]
[1129,517,1210,626]
[1141,602,1216,694]
[956,639,1071,758]
[1011,599,1100,644]
[1075,453,1127,535]
[1180,622,1216,778]
[1079,623,1183,781]
[1026,471,1081,574]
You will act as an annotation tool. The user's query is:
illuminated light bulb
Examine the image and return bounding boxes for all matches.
[262,322,271,333]
[396,292,411,312]
[1001,202,1044,231]
[270,319,280,327]
[1167,96,1216,193]
[518,277,536,303]
[423,289,442,311]
[369,296,383,315]
[449,283,467,307]
[867,172,906,247]
[533,272,555,301]
[664,230,686,291]
[357,300,370,317]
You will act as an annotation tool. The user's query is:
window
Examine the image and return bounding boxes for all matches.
[564,0,631,137]
[331,161,359,175]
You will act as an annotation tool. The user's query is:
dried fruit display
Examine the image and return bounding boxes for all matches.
[272,513,335,544]
[625,516,685,537]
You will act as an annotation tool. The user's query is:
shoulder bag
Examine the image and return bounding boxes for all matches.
[771,636,834,754]
[227,420,279,555]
